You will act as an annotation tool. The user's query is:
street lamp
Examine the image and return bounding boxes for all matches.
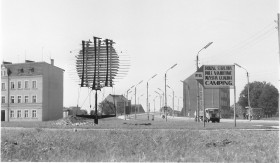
[196,42,213,122]
[157,88,164,114]
[167,85,174,118]
[134,80,143,119]
[147,74,157,120]
[126,85,135,120]
[234,63,251,121]
[155,91,162,115]
[165,63,177,122]
[138,94,144,116]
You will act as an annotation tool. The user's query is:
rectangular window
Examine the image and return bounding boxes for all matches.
[24,110,28,118]
[17,110,21,118]
[18,81,22,89]
[32,95,37,103]
[32,110,37,118]
[24,96,28,103]
[32,81,37,89]
[1,83,5,90]
[1,96,5,103]
[10,110,14,118]
[11,96,15,103]
[17,96,22,103]
[24,81,29,89]
[11,82,15,89]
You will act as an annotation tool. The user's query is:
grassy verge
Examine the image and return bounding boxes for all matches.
[1,128,278,162]
[1,118,278,131]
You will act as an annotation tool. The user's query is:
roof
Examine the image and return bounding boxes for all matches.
[108,94,128,102]
[2,61,64,76]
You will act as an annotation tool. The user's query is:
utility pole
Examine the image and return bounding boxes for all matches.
[134,80,143,119]
[164,64,177,122]
[196,42,213,122]
[147,74,157,120]
[277,13,280,113]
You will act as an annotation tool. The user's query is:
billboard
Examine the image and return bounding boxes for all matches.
[196,65,235,89]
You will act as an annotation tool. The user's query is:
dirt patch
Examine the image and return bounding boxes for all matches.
[54,116,95,126]
[123,122,152,126]
[205,139,237,147]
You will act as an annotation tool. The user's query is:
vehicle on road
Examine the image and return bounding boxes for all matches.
[205,108,220,123]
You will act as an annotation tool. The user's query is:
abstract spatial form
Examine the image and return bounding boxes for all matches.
[75,36,130,90]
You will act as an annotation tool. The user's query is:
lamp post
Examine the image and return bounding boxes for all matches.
[134,80,143,119]
[157,88,164,115]
[167,85,174,118]
[126,85,135,120]
[155,91,162,115]
[196,42,213,122]
[164,64,177,122]
[147,74,157,120]
[234,63,251,121]
[138,94,144,116]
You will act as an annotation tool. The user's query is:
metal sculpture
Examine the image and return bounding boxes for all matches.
[75,36,123,124]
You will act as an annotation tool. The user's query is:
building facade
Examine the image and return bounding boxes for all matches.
[1,60,64,121]
[104,94,131,115]
[182,73,230,118]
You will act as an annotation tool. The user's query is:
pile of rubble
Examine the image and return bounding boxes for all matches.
[54,116,95,126]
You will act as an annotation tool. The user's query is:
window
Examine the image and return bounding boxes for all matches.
[32,95,37,103]
[32,81,37,89]
[11,82,15,89]
[11,96,15,103]
[24,96,28,103]
[24,110,28,118]
[10,110,14,118]
[17,96,22,103]
[1,83,5,90]
[24,81,29,89]
[17,110,21,118]
[1,70,7,76]
[1,96,5,103]
[32,110,37,118]
[18,81,22,89]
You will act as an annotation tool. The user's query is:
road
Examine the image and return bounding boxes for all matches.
[118,113,279,129]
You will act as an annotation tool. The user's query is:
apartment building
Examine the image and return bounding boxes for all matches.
[1,60,64,121]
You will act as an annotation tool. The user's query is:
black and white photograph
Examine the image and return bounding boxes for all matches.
[1,0,279,162]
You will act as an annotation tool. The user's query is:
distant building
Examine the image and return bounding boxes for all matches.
[182,73,230,118]
[1,60,64,121]
[103,94,131,115]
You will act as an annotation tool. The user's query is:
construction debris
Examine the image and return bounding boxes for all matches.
[54,116,95,126]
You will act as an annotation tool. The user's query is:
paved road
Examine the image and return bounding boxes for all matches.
[118,113,279,129]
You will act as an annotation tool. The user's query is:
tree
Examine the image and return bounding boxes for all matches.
[238,81,279,117]
[258,83,279,117]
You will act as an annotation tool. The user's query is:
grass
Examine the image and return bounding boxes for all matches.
[1,115,279,162]
[1,128,278,162]
[1,114,279,130]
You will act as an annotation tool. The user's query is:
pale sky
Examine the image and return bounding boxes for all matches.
[1,0,279,113]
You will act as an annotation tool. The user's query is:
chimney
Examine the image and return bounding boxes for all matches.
[51,59,54,66]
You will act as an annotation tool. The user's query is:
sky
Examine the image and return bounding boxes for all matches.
[1,0,279,113]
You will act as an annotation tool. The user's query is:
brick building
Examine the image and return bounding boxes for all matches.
[103,94,131,115]
[182,73,230,118]
[1,60,64,121]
